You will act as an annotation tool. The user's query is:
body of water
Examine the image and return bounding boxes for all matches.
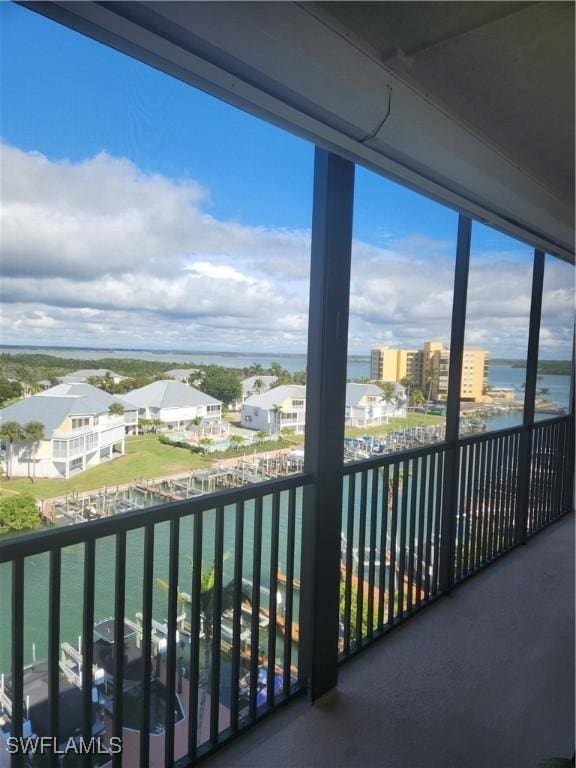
[1,346,571,406]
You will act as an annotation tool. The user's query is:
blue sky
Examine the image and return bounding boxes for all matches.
[1,3,572,358]
[1,2,463,240]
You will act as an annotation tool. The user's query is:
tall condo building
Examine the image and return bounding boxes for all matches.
[370,342,489,403]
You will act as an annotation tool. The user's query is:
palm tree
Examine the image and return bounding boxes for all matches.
[255,430,269,444]
[0,421,25,479]
[229,435,244,451]
[270,363,284,379]
[108,402,125,417]
[253,379,265,395]
[199,437,213,454]
[424,364,439,412]
[158,560,249,732]
[399,377,415,409]
[270,404,283,436]
[23,421,45,483]
[102,371,114,393]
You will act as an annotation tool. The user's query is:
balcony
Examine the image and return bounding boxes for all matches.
[1,415,573,767]
[0,3,574,768]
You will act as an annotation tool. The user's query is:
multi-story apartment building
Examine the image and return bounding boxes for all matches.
[370,347,422,385]
[371,342,489,403]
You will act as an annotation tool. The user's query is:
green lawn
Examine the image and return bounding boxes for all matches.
[344,413,444,438]
[1,436,212,500]
[1,415,442,500]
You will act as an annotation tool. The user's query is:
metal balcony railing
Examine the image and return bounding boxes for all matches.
[1,416,572,767]
[1,473,312,767]
[338,415,574,658]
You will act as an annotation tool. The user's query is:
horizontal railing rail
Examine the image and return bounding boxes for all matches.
[457,423,527,446]
[0,472,313,562]
[343,440,449,475]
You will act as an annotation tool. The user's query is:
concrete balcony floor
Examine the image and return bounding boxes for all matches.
[208,513,575,768]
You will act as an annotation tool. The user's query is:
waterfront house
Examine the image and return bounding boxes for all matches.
[241,384,306,434]
[58,368,126,385]
[345,382,407,428]
[124,380,223,430]
[0,387,131,479]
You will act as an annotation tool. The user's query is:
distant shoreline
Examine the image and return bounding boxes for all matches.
[1,346,571,373]
[0,343,368,362]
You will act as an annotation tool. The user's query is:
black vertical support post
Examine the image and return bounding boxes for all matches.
[515,250,544,542]
[439,215,471,594]
[570,329,575,418]
[300,148,354,702]
[568,329,575,513]
[48,548,61,768]
[12,558,24,768]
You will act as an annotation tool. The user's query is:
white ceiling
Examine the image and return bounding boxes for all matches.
[313,1,575,209]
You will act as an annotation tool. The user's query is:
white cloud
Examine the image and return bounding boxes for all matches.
[0,144,573,358]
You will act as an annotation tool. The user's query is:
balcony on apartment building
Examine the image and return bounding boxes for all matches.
[1,3,574,768]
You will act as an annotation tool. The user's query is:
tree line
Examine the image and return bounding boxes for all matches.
[0,353,307,408]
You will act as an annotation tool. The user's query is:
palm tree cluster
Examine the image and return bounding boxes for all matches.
[0,420,45,481]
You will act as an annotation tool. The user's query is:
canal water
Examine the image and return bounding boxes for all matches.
[0,492,303,675]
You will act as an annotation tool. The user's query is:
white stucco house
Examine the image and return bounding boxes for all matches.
[345,383,407,427]
[124,380,223,430]
[241,385,306,434]
[0,384,134,479]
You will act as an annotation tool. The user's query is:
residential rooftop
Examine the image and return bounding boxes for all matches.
[124,379,221,409]
[39,382,136,411]
[244,384,306,408]
[1,394,113,438]
[345,382,404,407]
[59,368,125,380]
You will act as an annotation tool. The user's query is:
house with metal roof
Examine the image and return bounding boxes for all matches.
[39,383,139,434]
[124,380,222,430]
[58,368,126,384]
[0,385,130,479]
[345,383,406,428]
[164,368,200,383]
[241,385,306,434]
[231,376,279,411]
